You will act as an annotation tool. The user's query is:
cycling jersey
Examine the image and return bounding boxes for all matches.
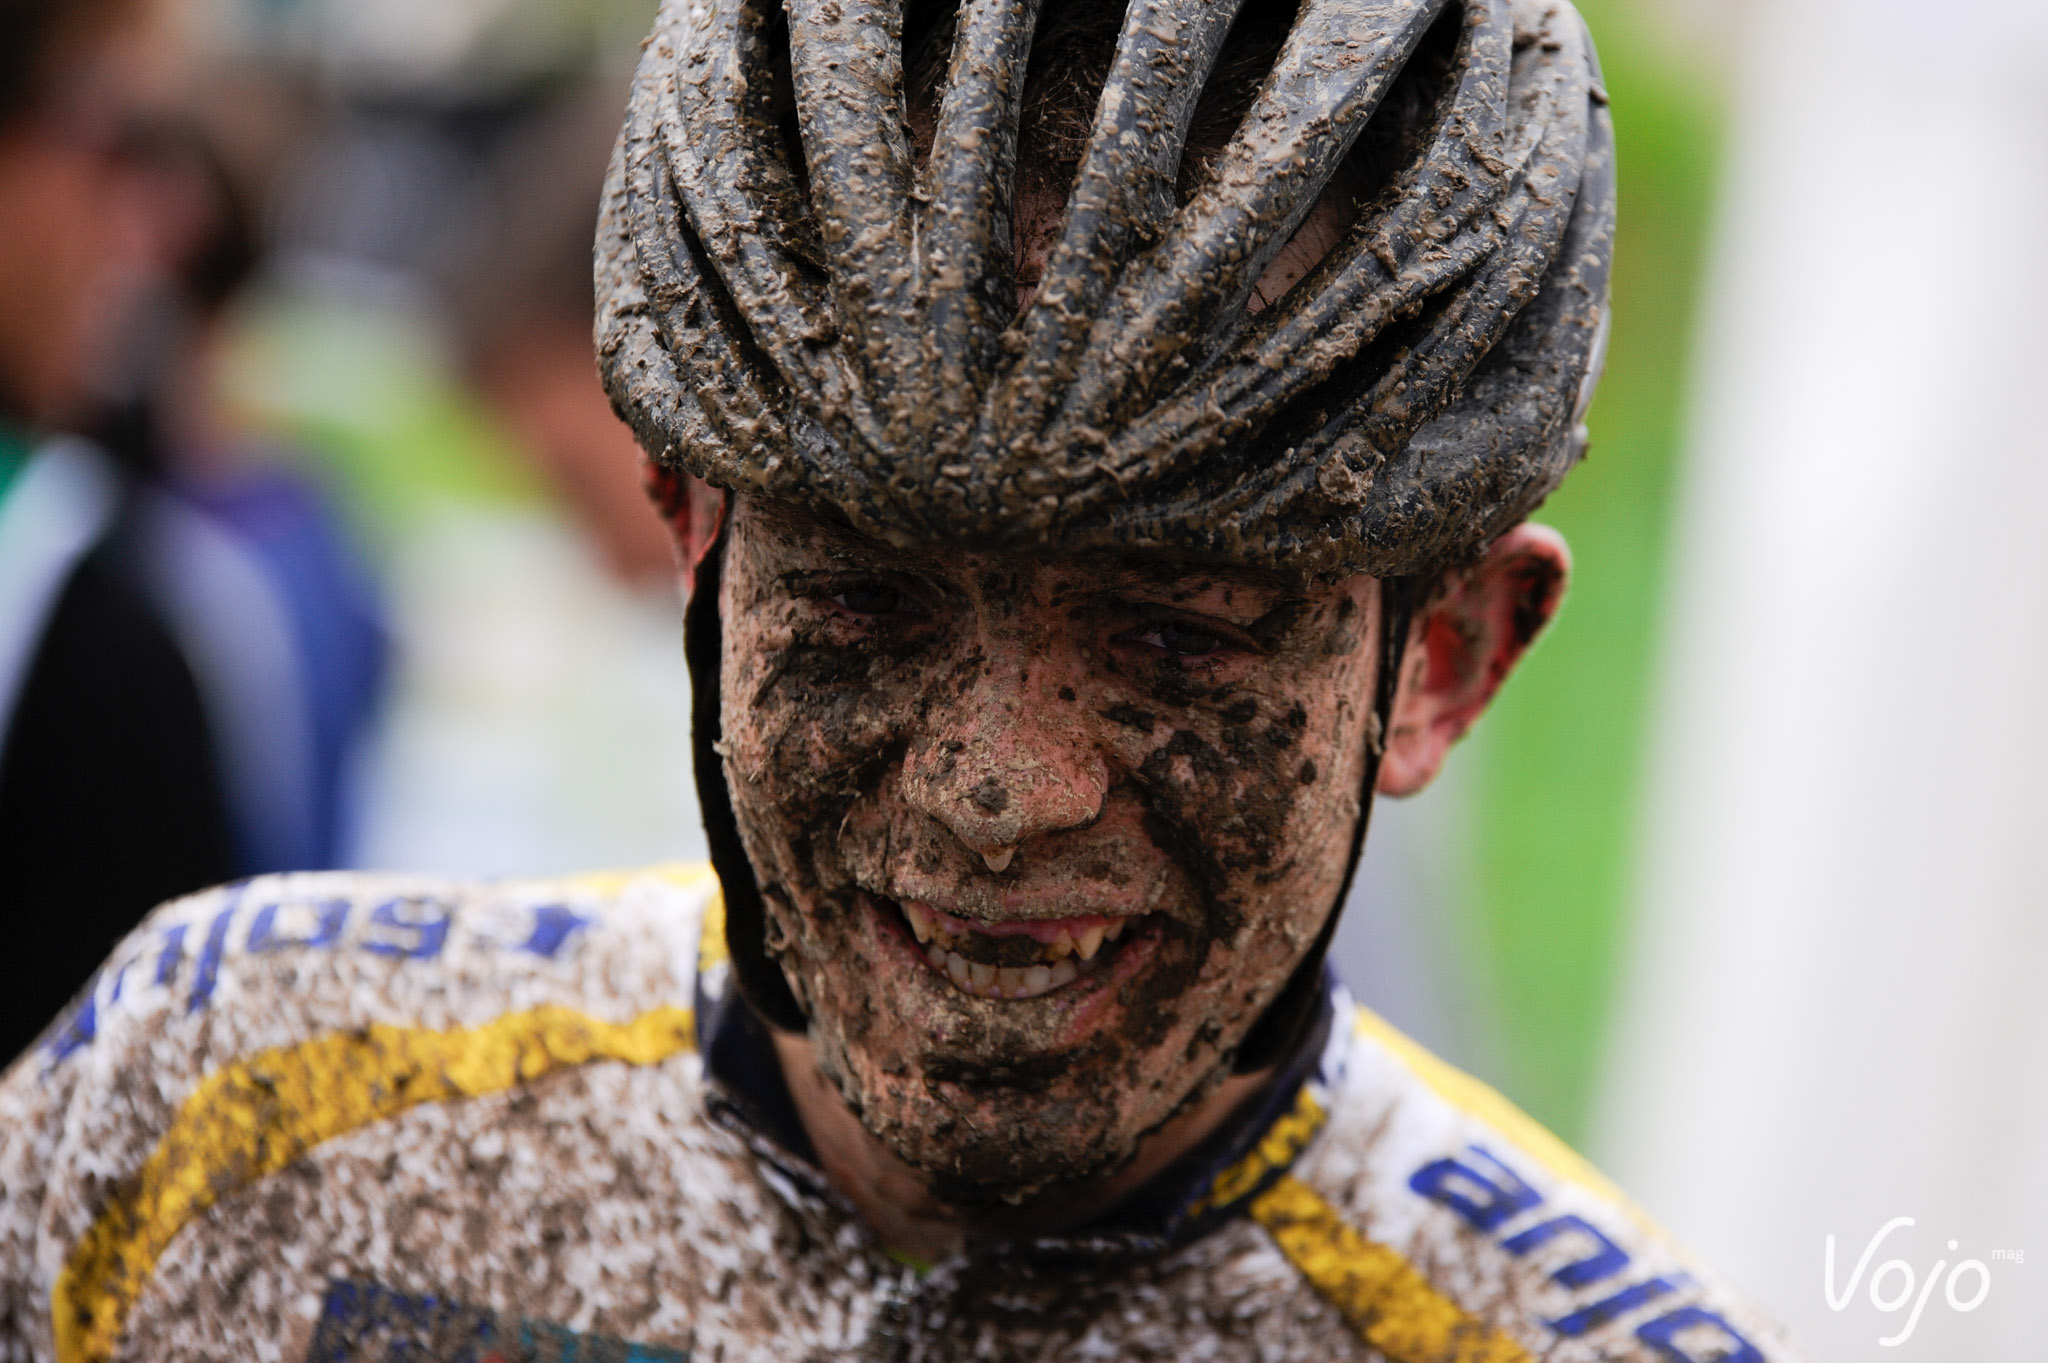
[0,865,1800,1362]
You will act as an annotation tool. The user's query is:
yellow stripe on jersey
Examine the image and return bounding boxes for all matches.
[53,1004,696,1363]
[1197,1084,1531,1361]
[1189,1082,1329,1218]
[1350,1003,1661,1236]
[551,861,720,901]
[1250,1176,1534,1363]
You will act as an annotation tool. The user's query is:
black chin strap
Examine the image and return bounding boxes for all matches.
[686,519,810,1031]
[685,531,1418,1055]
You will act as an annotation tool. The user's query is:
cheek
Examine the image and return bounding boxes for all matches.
[1124,684,1363,911]
[1153,654,1375,960]
[1282,653,1378,870]
[721,613,919,805]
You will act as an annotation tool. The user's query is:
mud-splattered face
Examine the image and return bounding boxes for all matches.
[719,495,1383,1202]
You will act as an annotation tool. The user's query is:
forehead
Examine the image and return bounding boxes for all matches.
[735,495,1305,599]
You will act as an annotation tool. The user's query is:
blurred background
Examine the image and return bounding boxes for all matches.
[0,0,706,1054]
[0,0,2042,1354]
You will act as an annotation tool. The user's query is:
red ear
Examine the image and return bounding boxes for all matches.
[644,464,728,600]
[1376,523,1570,798]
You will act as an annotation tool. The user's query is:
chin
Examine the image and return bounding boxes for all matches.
[774,886,1269,1204]
[855,1068,1153,1205]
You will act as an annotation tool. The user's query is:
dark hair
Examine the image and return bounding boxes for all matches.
[0,0,133,126]
[901,0,1450,297]
[735,0,1451,316]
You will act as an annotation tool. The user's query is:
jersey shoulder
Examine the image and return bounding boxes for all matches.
[0,865,725,1362]
[24,862,720,1075]
[0,864,721,1241]
[1271,1002,1805,1363]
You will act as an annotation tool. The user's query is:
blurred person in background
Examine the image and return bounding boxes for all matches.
[0,0,239,1055]
[448,91,678,592]
[0,0,387,1060]
[341,82,706,876]
[214,52,705,877]
[135,135,388,886]
[84,101,389,890]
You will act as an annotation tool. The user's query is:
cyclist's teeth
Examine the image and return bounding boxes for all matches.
[907,907,1120,962]
[929,947,1080,999]
[898,897,1137,995]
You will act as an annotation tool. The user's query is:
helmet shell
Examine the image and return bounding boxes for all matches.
[598,0,1614,578]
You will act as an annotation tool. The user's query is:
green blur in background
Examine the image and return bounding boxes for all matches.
[1454,0,1726,1144]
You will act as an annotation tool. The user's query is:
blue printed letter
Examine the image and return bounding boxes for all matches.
[1637,1307,1764,1363]
[1408,1145,1543,1233]
[247,899,349,953]
[362,898,451,960]
[1503,1214,1631,1288]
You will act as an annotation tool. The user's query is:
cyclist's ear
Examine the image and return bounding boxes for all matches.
[1375,523,1570,798]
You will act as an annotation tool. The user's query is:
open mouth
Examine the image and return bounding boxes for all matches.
[869,893,1138,1000]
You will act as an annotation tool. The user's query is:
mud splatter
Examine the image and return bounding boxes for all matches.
[717,495,1384,1205]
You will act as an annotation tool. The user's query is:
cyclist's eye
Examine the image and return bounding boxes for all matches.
[831,583,914,617]
[1125,622,1227,659]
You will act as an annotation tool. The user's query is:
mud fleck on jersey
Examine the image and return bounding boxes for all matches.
[0,866,1798,1362]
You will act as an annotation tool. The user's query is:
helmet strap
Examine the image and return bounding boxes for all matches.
[686,514,811,1032]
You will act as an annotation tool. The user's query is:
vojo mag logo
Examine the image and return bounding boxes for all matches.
[1825,1217,2013,1347]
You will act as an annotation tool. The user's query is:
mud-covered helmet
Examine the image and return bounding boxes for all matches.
[597,0,1613,581]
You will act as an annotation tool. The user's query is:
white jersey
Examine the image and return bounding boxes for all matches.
[0,866,1800,1363]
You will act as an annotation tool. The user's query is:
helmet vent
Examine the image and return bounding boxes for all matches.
[1176,2,1306,206]
[1246,1,1463,318]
